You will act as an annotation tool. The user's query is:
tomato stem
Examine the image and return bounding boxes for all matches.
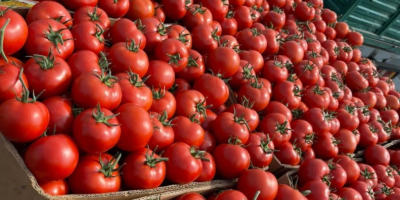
[92,103,120,126]
[99,152,123,178]
[0,18,10,63]
[98,52,111,70]
[145,147,169,168]
[252,191,260,200]
[32,51,55,70]
[87,6,102,22]
[187,55,199,68]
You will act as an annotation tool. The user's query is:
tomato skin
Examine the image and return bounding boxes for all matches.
[290,120,314,151]
[59,0,97,10]
[173,116,205,147]
[294,2,315,21]
[238,78,271,111]
[226,103,259,132]
[42,97,74,135]
[262,7,286,30]
[274,184,307,200]
[193,74,229,109]
[385,95,400,111]
[302,85,330,110]
[73,6,110,30]
[154,39,189,73]
[98,0,129,18]
[220,15,238,36]
[196,153,216,182]
[272,81,301,110]
[183,4,213,31]
[110,18,146,49]
[199,130,217,153]
[26,1,73,27]
[212,112,250,144]
[148,115,174,152]
[347,32,364,47]
[233,6,253,31]
[301,180,330,200]
[115,72,152,110]
[109,41,149,78]
[177,193,206,200]
[280,41,304,64]
[302,108,331,134]
[39,180,69,196]
[207,47,240,78]
[0,64,28,104]
[213,144,250,179]
[115,104,153,152]
[164,143,203,184]
[294,60,319,86]
[237,169,278,200]
[24,134,79,182]
[244,133,274,168]
[122,148,166,189]
[161,0,187,20]
[374,165,395,187]
[275,142,301,166]
[262,101,293,123]
[25,19,74,59]
[364,144,390,166]
[0,7,28,56]
[258,113,291,147]
[357,164,378,187]
[215,190,247,200]
[380,109,399,126]
[71,21,105,54]
[313,132,339,160]
[200,0,229,21]
[239,50,264,74]
[228,61,256,90]
[261,29,279,55]
[23,54,71,99]
[125,0,154,20]
[144,60,175,90]
[150,88,176,119]
[350,181,374,200]
[191,24,219,55]
[0,98,49,143]
[336,188,363,200]
[262,60,289,84]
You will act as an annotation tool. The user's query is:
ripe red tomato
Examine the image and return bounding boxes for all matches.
[215,190,247,200]
[98,0,129,18]
[73,6,110,30]
[347,31,364,47]
[201,0,229,20]
[213,143,250,179]
[71,21,105,55]
[262,7,286,30]
[125,0,154,20]
[272,80,301,109]
[280,41,304,64]
[26,1,73,27]
[326,161,347,190]
[191,24,219,55]
[154,39,189,73]
[39,180,69,196]
[25,19,74,59]
[24,134,79,182]
[373,165,395,187]
[244,133,274,168]
[193,74,229,109]
[67,50,102,81]
[290,120,314,151]
[115,103,153,151]
[161,0,187,20]
[148,111,174,152]
[357,164,378,188]
[183,4,213,31]
[172,116,205,147]
[0,63,28,104]
[150,88,176,118]
[109,40,149,77]
[23,52,71,99]
[144,60,175,90]
[274,184,307,200]
[110,18,146,48]
[294,60,319,86]
[228,61,256,90]
[115,72,152,110]
[275,142,301,166]
[294,2,316,21]
[207,47,240,78]
[301,180,330,200]
[238,77,271,111]
[0,7,28,56]
[262,101,293,122]
[196,153,216,182]
[262,59,289,84]
[350,181,375,200]
[42,96,74,135]
[59,0,98,10]
[177,193,206,200]
[258,113,291,147]
[364,144,390,166]
[233,6,253,31]
[199,130,217,153]
[261,29,280,55]
[212,112,250,144]
[313,132,339,160]
[122,148,167,189]
[302,85,330,109]
[239,50,264,74]
[237,169,278,200]
[220,11,238,36]
[73,105,121,154]
[336,187,363,200]
[163,143,203,184]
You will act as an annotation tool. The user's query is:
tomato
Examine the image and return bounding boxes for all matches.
[301,180,330,200]
[196,153,216,182]
[336,106,360,131]
[163,143,203,183]
[213,142,250,179]
[200,130,217,153]
[25,19,74,59]
[275,142,301,166]
[150,88,176,119]
[298,159,330,185]
[294,60,319,86]
[172,116,205,146]
[110,18,146,49]
[272,81,301,110]
[336,188,363,200]
[177,193,206,200]
[244,133,274,168]
[142,60,175,90]
[274,184,307,200]
[160,0,187,20]
[71,22,105,54]
[294,2,315,21]
[386,194,400,200]
[72,105,120,154]
[207,47,240,78]
[358,123,379,148]
[42,97,73,135]
[115,72,152,110]
[26,1,73,27]
[262,59,289,84]
[347,32,364,47]
[0,7,28,56]
[237,28,267,53]
[233,6,253,31]
[212,111,250,144]
[357,164,378,187]
[258,113,291,147]
[354,90,377,110]
[237,51,262,75]
[115,103,153,151]
[261,29,279,55]
[373,165,395,187]
[280,41,304,64]
[24,134,78,182]
[73,6,110,30]
[229,61,256,90]
[220,11,238,36]
[374,90,388,110]
[215,190,247,200]
[302,85,331,110]
[313,132,339,160]
[350,181,375,200]
[302,108,331,134]
[386,95,400,111]
[226,101,259,132]
[326,160,347,189]
[0,63,28,104]
[39,180,69,196]
[154,39,188,73]
[147,111,174,152]
[183,4,213,31]
[193,74,229,109]
[238,169,278,200]
[200,0,229,21]
[380,109,399,126]
[364,144,390,166]
[191,24,219,55]
[98,0,129,18]
[238,77,271,111]
[201,109,217,131]
[59,0,97,10]
[125,0,154,20]
[262,101,293,123]
[262,7,285,30]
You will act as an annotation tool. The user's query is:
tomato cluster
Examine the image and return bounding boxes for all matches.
[0,0,399,199]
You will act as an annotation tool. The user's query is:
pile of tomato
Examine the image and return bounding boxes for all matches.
[0,0,400,199]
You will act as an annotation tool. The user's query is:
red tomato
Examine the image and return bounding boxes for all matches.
[144,60,175,90]
[59,0,98,10]
[302,85,331,109]
[237,28,267,53]
[301,180,330,200]
[244,133,274,168]
[42,97,74,135]
[280,41,304,64]
[122,148,166,189]
[166,24,192,49]
[357,164,378,187]
[71,22,105,54]
[148,111,174,152]
[201,109,217,131]
[193,74,229,109]
[125,0,154,20]
[364,144,390,166]
[163,143,203,184]
[213,143,250,179]
[161,0,187,20]
[24,134,79,182]
[258,113,291,147]
[274,184,307,200]
[313,132,339,160]
[0,63,28,104]
[229,61,256,90]
[350,181,375,200]
[26,1,73,27]
[336,187,363,200]
[290,120,314,151]
[67,50,102,81]
[336,106,360,131]
[0,7,28,56]
[191,24,219,55]
[115,103,153,151]
[73,6,110,30]
[25,19,74,59]
[262,101,293,123]
[233,6,253,31]
[238,77,271,111]
[150,88,176,118]
[374,164,395,187]
[261,29,280,55]
[302,108,332,134]
[39,180,69,196]
[294,2,315,21]
[200,0,229,20]
[262,59,289,84]
[173,116,205,147]
[199,130,217,153]
[239,50,264,74]
[262,7,286,30]
[177,193,206,200]
[347,32,364,47]
[215,190,247,200]
[98,0,129,18]
[220,11,238,36]
[196,153,216,182]
[183,4,212,31]
[115,72,152,110]
[154,38,189,73]
[73,105,120,154]
[207,47,240,78]
[237,169,278,200]
[294,60,319,86]
[110,18,146,49]
[275,142,301,166]
[327,160,347,189]
[212,112,250,144]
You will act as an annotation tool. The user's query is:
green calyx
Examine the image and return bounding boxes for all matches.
[250,28,261,36]
[32,51,56,70]
[87,6,102,22]
[291,109,304,120]
[0,18,10,62]
[211,28,220,42]
[189,4,207,15]
[275,120,292,135]
[195,98,211,119]
[250,76,263,89]
[98,153,123,178]
[242,63,255,80]
[98,52,111,70]
[360,168,375,180]
[241,96,255,109]
[260,135,274,154]
[16,68,44,103]
[305,132,315,144]
[232,108,251,131]
[226,10,235,18]
[312,84,326,95]
[368,124,379,133]
[157,23,167,36]
[144,147,169,168]
[157,110,174,127]
[252,191,261,200]
[92,103,120,126]
[167,53,182,66]
[94,24,105,43]
[344,105,357,115]
[125,39,141,53]
[94,69,119,88]
[178,31,190,44]
[152,87,166,100]
[187,55,199,68]
[45,24,71,54]
[127,71,148,87]
[293,85,303,97]
[190,146,210,161]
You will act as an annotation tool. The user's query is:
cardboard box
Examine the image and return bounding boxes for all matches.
[267,156,299,178]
